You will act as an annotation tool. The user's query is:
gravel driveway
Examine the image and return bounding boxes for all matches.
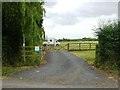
[2,51,118,88]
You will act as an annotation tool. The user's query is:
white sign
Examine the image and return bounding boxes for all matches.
[35,46,40,52]
[23,43,25,46]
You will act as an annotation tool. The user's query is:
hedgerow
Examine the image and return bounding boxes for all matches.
[94,20,120,72]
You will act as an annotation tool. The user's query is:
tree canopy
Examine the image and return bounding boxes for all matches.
[2,2,45,66]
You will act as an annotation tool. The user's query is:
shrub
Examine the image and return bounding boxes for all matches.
[94,20,120,71]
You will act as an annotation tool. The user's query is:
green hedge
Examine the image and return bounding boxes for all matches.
[94,20,120,71]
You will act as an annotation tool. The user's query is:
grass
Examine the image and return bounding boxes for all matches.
[71,50,95,64]
[2,66,32,77]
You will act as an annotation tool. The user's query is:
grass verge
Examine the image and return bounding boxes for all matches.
[2,66,32,77]
[70,50,95,64]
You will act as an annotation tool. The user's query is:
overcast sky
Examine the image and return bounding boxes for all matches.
[43,0,118,39]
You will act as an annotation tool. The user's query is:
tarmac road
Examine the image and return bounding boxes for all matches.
[2,51,118,88]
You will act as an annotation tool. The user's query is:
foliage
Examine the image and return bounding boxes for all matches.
[81,37,98,41]
[58,38,98,42]
[21,2,45,46]
[2,2,45,66]
[94,20,120,71]
[2,2,23,66]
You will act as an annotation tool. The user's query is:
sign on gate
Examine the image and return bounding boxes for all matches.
[35,46,41,52]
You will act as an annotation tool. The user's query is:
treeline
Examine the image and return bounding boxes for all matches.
[2,2,45,66]
[58,37,98,42]
[94,20,120,73]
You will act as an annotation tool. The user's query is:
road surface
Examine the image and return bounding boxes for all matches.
[2,51,118,88]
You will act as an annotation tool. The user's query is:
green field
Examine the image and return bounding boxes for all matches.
[60,41,98,50]
[60,41,97,64]
[71,51,95,64]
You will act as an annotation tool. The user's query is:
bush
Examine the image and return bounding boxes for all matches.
[94,20,120,71]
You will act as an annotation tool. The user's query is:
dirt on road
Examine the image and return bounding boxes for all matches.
[2,51,118,88]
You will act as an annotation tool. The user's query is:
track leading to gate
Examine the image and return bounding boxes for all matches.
[3,51,118,88]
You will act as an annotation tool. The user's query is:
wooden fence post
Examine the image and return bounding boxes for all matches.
[89,43,91,50]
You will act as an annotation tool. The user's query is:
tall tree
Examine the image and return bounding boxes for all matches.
[2,1,45,66]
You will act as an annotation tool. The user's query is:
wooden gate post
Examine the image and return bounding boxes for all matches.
[79,43,81,51]
[67,43,69,51]
[23,46,26,64]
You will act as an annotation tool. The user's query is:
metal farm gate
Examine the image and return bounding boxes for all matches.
[43,43,97,51]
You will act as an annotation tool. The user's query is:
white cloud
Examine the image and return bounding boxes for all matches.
[43,1,118,39]
[51,0,83,13]
[44,17,97,39]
